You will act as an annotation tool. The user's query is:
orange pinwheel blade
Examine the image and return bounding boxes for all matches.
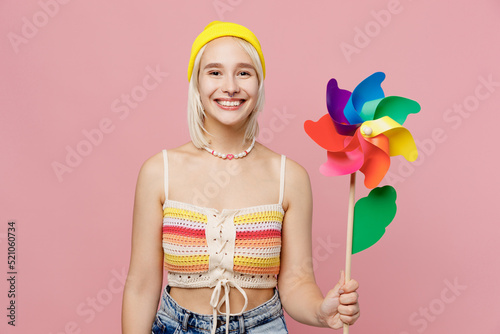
[358,132,391,188]
[304,114,349,151]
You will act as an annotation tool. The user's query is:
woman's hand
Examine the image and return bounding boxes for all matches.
[317,270,360,329]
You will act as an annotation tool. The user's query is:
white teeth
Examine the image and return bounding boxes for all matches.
[217,100,242,107]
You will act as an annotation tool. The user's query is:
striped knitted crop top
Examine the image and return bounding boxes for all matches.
[161,150,286,334]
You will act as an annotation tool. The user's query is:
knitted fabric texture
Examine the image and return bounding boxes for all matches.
[160,150,286,334]
[163,203,283,283]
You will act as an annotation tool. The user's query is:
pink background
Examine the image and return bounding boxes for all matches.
[1,0,499,333]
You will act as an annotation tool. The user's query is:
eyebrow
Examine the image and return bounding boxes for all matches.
[203,62,255,70]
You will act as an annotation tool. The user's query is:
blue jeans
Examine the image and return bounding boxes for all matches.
[152,285,289,334]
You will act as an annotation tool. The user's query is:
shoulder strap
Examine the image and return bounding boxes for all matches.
[278,155,286,205]
[162,149,169,200]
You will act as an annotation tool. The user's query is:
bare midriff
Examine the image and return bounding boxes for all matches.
[169,287,275,314]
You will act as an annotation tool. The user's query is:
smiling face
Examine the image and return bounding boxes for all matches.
[198,37,259,131]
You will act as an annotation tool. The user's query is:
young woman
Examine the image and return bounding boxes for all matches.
[122,21,360,334]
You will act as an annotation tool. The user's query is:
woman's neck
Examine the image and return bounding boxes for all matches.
[203,120,252,153]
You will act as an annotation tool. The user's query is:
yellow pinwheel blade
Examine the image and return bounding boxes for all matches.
[360,116,418,161]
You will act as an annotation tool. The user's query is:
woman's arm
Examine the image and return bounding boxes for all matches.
[277,159,326,326]
[122,154,165,334]
[277,159,359,328]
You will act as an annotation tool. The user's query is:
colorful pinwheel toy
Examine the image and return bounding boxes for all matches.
[304,72,420,333]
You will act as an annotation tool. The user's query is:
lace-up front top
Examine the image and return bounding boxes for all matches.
[161,150,286,334]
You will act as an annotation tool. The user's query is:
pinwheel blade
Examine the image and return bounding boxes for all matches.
[304,114,349,151]
[326,79,358,136]
[361,117,419,161]
[357,132,391,189]
[352,185,397,254]
[373,96,421,125]
[359,98,383,122]
[320,148,364,176]
[344,72,386,124]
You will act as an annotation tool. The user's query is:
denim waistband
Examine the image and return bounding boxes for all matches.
[157,284,284,333]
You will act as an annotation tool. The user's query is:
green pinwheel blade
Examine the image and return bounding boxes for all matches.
[373,96,420,125]
[352,185,397,254]
[359,98,383,121]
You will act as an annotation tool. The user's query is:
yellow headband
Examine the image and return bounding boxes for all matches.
[187,21,265,81]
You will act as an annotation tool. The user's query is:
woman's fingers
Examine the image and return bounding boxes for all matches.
[339,311,360,325]
[338,303,359,316]
[337,276,360,326]
[339,291,358,305]
[338,302,360,325]
[341,278,359,293]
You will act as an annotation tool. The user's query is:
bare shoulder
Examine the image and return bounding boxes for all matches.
[136,143,191,198]
[138,150,164,182]
[254,142,310,183]
[136,143,196,202]
[132,151,164,205]
[282,156,312,211]
[140,142,193,176]
[253,142,286,164]
[255,143,312,211]
[284,156,310,183]
[164,142,200,166]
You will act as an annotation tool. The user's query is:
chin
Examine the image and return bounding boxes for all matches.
[207,110,253,127]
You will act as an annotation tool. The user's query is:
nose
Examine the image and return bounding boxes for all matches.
[222,76,239,97]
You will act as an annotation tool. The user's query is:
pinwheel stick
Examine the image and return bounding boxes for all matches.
[344,172,356,333]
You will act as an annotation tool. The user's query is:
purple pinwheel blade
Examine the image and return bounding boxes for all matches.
[326,79,359,136]
[326,78,351,123]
